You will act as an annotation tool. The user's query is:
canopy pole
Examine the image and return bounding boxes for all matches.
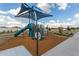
[28,11,31,36]
[29,11,30,23]
[34,11,39,56]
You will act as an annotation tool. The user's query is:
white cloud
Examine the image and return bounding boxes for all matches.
[49,20,56,23]
[37,3,69,12]
[57,3,69,10]
[71,13,79,27]
[0,7,20,15]
[0,10,7,14]
[38,22,42,24]
[74,13,79,19]
[0,7,25,27]
[44,12,79,28]
[37,3,54,13]
[67,18,72,21]
[7,7,20,15]
[44,19,74,28]
[0,14,23,27]
[1,4,79,28]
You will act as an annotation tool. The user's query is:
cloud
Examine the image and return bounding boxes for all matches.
[45,12,79,28]
[0,10,7,14]
[66,18,72,21]
[0,7,25,27]
[37,3,54,13]
[7,7,20,15]
[74,13,79,19]
[38,22,42,24]
[36,4,79,28]
[0,14,23,27]
[68,13,79,27]
[71,13,79,27]
[37,3,69,12]
[49,20,56,23]
[44,19,74,28]
[56,3,69,10]
[0,7,20,15]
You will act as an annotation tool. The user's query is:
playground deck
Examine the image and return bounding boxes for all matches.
[0,32,67,56]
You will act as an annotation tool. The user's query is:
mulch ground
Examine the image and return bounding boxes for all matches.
[0,32,67,56]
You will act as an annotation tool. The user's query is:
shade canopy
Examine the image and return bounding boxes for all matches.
[16,3,52,21]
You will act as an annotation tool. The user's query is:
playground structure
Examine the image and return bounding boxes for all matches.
[0,3,79,56]
[14,3,52,56]
[14,3,52,40]
[15,23,46,40]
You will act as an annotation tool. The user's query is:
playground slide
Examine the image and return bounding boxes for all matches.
[14,23,33,37]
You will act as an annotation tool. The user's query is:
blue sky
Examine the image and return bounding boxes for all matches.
[0,3,79,28]
[0,3,20,11]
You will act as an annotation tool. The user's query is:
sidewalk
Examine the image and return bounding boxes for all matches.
[43,32,79,56]
[0,45,32,56]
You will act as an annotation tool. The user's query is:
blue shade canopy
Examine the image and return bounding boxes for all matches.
[17,3,31,15]
[16,3,52,21]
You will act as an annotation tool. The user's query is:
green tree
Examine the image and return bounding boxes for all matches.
[58,27,63,34]
[67,26,71,30]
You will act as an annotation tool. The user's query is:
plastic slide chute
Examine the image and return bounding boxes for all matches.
[14,23,34,37]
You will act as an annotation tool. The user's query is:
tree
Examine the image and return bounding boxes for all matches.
[67,26,71,30]
[58,27,63,34]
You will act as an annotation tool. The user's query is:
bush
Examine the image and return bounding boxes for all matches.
[10,30,13,33]
[2,30,6,33]
[71,27,75,30]
[7,30,10,33]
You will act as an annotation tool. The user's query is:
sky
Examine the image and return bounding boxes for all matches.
[0,3,79,28]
